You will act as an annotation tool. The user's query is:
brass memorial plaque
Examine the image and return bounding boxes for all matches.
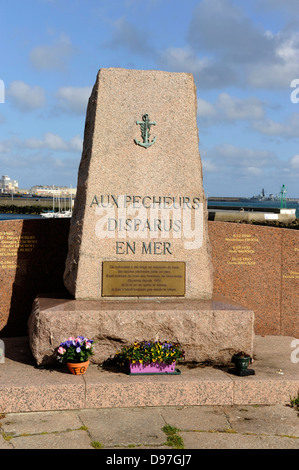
[102,261,185,297]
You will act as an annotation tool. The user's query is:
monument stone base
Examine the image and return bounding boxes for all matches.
[28,294,254,367]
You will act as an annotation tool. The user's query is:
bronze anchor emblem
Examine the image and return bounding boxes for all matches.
[134,113,156,148]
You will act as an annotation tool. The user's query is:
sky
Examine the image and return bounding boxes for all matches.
[0,0,299,197]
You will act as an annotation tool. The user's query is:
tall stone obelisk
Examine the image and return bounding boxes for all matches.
[63,68,213,300]
[29,69,255,367]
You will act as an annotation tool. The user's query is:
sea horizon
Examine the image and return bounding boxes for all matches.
[0,199,298,220]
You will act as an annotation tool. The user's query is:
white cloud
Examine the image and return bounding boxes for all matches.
[106,17,156,56]
[254,0,299,16]
[29,34,75,71]
[251,119,284,136]
[202,143,279,175]
[197,93,265,127]
[290,154,299,169]
[0,133,82,187]
[200,143,297,195]
[23,132,83,152]
[197,97,216,118]
[159,47,207,76]
[217,94,265,120]
[248,32,299,88]
[8,81,46,111]
[56,86,92,114]
[251,113,299,138]
[202,159,218,173]
[244,167,264,177]
[188,0,274,64]
[197,93,299,142]
[0,141,10,153]
[0,150,80,187]
[178,0,299,90]
[158,46,237,89]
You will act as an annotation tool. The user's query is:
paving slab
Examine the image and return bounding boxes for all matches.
[181,431,299,449]
[0,434,13,449]
[0,410,83,436]
[0,404,299,450]
[224,404,299,437]
[10,430,92,450]
[78,408,166,448]
[159,406,230,432]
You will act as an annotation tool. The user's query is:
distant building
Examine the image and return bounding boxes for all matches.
[29,185,76,197]
[0,175,18,194]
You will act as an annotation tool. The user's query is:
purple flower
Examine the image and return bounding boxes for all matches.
[60,340,72,348]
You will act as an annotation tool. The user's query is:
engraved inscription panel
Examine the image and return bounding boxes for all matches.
[102,261,185,297]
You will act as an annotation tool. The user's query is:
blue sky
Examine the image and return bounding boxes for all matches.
[1,0,299,197]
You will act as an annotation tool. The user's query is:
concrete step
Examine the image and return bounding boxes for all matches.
[0,335,298,413]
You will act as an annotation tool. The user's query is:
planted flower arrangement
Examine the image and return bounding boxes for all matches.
[57,336,94,375]
[115,341,185,375]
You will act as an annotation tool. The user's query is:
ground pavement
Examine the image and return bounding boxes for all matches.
[1,404,299,450]
[0,335,299,450]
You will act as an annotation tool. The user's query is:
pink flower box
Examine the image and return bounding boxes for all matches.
[129,361,176,375]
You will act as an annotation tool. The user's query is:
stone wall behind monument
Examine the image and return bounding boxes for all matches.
[0,218,70,337]
[0,219,297,337]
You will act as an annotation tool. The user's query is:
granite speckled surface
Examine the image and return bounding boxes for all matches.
[63,68,213,301]
[0,220,298,338]
[281,229,299,336]
[0,336,298,413]
[208,221,298,336]
[28,293,254,366]
[0,219,70,336]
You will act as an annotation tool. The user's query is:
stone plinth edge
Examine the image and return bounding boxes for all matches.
[28,294,254,367]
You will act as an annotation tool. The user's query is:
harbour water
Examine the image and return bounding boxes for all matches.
[0,200,298,220]
[0,213,42,220]
[208,200,299,218]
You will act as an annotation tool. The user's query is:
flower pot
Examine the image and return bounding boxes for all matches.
[67,360,89,375]
[231,354,254,376]
[129,361,179,375]
[232,355,250,371]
